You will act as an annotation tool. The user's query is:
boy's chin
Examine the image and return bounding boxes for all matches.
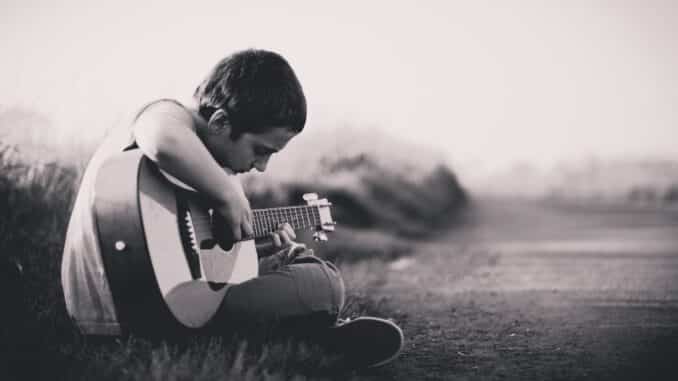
[220,166,238,175]
[234,168,253,174]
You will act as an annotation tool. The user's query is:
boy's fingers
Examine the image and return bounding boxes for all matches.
[288,243,306,258]
[243,221,254,238]
[288,245,306,264]
[279,230,293,245]
[242,212,254,237]
[269,232,282,247]
[283,223,296,240]
[231,226,242,242]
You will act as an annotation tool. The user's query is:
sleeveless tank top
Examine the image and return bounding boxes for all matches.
[60,99,187,335]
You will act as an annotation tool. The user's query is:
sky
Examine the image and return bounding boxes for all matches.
[1,0,677,172]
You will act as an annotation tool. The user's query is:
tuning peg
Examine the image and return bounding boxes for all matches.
[303,193,319,204]
[322,222,336,231]
[313,231,329,242]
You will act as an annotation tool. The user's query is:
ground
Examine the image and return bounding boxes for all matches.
[347,198,678,380]
[5,194,678,380]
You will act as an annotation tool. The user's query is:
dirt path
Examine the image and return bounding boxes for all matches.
[366,199,678,380]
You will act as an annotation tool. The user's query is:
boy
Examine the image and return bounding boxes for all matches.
[61,49,402,368]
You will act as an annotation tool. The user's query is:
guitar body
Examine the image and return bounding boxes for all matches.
[94,149,258,334]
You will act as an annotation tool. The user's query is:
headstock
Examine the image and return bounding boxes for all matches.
[303,193,336,242]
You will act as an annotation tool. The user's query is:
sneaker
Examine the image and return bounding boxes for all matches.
[320,316,404,369]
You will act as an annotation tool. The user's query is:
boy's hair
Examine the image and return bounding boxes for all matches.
[194,49,307,138]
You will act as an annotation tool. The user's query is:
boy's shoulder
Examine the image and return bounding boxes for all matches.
[132,98,196,128]
[91,99,195,164]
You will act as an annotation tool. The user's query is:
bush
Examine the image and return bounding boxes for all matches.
[246,153,468,237]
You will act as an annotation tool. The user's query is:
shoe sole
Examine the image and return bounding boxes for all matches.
[326,316,404,368]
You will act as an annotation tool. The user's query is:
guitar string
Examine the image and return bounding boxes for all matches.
[188,207,323,238]
[189,215,322,232]
[188,206,322,222]
[188,210,322,227]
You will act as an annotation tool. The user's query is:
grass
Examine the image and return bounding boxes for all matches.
[0,142,409,381]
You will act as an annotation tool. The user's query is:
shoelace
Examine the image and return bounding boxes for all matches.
[335,317,353,326]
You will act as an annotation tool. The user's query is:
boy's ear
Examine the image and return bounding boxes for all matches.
[206,109,231,136]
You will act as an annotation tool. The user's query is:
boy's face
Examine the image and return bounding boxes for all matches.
[206,126,297,174]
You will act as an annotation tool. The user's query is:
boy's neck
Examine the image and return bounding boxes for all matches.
[183,103,208,135]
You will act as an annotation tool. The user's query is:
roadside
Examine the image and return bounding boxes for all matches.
[356,198,678,380]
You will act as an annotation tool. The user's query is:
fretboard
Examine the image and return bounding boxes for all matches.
[252,205,320,238]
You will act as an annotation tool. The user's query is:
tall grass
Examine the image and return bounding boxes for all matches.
[0,142,81,380]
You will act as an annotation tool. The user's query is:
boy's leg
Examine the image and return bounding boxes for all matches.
[202,255,404,369]
[204,256,345,335]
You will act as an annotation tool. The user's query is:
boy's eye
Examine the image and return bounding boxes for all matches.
[254,147,275,156]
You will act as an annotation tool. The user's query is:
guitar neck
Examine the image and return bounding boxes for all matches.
[252,205,320,238]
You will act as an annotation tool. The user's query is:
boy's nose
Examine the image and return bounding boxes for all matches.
[253,157,270,172]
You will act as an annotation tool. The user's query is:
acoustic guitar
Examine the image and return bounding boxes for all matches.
[93,149,335,335]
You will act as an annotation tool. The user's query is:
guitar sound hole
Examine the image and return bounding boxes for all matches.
[211,212,235,251]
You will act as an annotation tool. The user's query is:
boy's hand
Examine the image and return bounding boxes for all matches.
[258,242,308,274]
[270,222,296,248]
[255,223,297,257]
[214,190,254,244]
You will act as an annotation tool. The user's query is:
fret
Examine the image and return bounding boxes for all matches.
[267,209,274,232]
[262,212,267,233]
[262,209,269,231]
[275,208,282,226]
[256,211,263,236]
[255,210,262,235]
[253,212,259,236]
[294,207,308,229]
[266,209,274,232]
[291,208,298,228]
[288,209,294,226]
[313,207,320,226]
[256,211,261,234]
[298,207,305,227]
[309,207,316,227]
[266,209,272,229]
[300,208,306,228]
[292,208,300,228]
[266,210,275,231]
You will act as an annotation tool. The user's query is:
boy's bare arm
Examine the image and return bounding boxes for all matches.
[133,102,253,240]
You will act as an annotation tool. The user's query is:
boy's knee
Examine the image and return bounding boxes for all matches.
[290,260,345,317]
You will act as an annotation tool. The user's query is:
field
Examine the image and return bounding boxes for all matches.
[3,141,678,380]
